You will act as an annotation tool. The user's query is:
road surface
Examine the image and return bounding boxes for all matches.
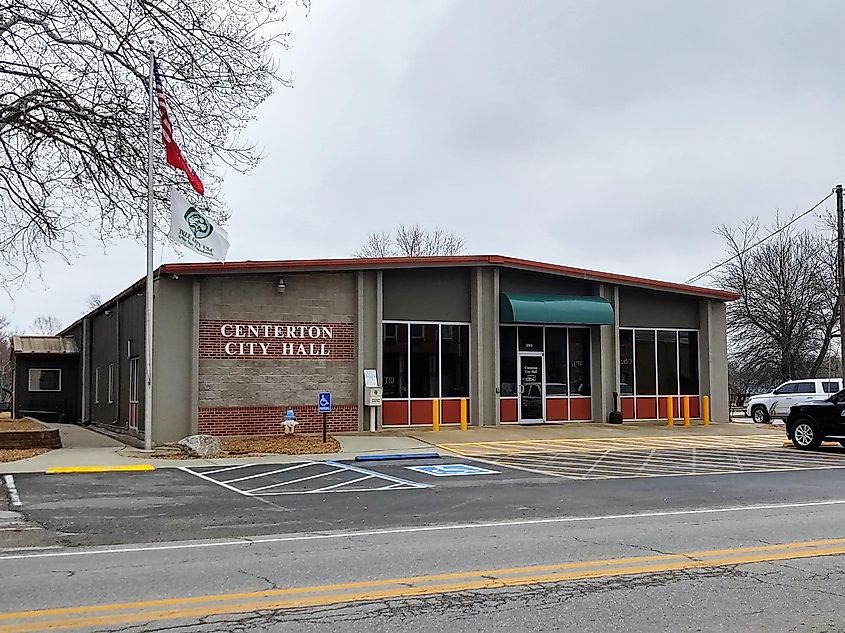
[2,445,845,631]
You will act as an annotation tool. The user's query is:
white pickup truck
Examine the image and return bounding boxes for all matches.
[745,378,843,423]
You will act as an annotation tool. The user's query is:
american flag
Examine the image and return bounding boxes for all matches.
[153,58,204,195]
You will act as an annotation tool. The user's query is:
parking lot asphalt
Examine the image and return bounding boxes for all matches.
[8,454,845,549]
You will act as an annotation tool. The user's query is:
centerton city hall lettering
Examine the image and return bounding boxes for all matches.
[220,323,334,356]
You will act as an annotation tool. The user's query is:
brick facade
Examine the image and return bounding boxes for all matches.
[197,272,358,435]
[198,405,358,436]
[199,319,354,360]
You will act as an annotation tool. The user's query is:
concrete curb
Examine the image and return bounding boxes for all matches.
[354,453,440,462]
[45,465,156,475]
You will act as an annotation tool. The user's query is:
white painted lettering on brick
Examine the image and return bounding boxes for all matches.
[224,341,237,355]
[221,324,234,338]
[234,324,245,337]
[322,327,333,338]
[247,325,260,337]
[259,342,270,355]
[297,343,307,355]
[281,342,294,355]
[286,325,296,337]
[274,326,284,338]
[308,326,320,339]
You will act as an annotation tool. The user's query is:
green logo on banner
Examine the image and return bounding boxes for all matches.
[185,207,213,239]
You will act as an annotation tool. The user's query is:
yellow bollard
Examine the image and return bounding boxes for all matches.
[667,396,674,427]
[432,399,440,432]
[460,398,468,431]
[703,395,710,426]
[683,396,690,427]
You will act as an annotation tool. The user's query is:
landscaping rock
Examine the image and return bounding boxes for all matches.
[177,434,223,457]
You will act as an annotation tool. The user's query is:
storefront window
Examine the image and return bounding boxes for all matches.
[623,328,699,397]
[657,330,678,395]
[383,323,408,398]
[441,325,469,397]
[635,330,656,395]
[679,331,699,394]
[619,329,634,395]
[410,324,439,398]
[518,326,543,352]
[383,322,470,401]
[500,327,517,396]
[569,328,591,396]
[544,329,567,395]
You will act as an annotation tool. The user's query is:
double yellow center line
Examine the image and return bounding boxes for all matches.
[3,537,845,632]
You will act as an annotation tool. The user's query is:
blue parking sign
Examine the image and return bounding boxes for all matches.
[317,391,332,413]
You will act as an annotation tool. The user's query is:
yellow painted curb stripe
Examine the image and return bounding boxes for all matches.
[3,537,845,632]
[45,465,155,475]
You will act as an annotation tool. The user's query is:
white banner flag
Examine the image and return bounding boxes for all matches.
[168,186,230,261]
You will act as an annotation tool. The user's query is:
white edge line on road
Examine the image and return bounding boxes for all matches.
[2,475,22,507]
[3,498,845,562]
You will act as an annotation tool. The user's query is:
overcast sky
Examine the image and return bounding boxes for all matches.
[6,0,845,330]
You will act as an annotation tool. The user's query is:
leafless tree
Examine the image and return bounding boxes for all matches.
[28,315,63,336]
[85,294,103,311]
[0,315,13,389]
[354,225,466,258]
[715,217,838,389]
[1,0,306,284]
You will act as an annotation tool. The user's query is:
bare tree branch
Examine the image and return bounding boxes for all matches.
[354,225,466,258]
[1,0,307,284]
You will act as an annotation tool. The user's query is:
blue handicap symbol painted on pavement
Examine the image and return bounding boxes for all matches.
[406,464,500,477]
[317,391,332,413]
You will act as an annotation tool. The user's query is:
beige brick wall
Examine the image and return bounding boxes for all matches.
[198,272,357,411]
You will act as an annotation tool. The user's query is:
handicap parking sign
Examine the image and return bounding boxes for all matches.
[317,391,332,413]
[406,464,499,477]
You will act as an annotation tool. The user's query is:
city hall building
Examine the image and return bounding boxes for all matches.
[43,255,734,445]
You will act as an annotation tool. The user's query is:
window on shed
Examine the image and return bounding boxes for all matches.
[94,368,100,404]
[28,369,61,392]
[107,364,115,404]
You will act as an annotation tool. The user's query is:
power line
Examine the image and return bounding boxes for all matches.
[685,190,835,285]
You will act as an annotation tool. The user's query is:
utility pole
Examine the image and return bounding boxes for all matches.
[837,184,845,378]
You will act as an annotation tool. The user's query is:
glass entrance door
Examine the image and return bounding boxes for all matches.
[519,354,544,422]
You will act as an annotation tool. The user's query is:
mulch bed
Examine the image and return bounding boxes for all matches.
[0,419,47,432]
[130,434,341,459]
[0,448,49,463]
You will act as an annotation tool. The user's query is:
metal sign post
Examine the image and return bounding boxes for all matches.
[318,391,332,443]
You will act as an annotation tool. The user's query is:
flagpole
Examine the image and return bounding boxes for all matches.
[144,49,155,451]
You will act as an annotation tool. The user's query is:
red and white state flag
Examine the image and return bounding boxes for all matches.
[153,59,205,195]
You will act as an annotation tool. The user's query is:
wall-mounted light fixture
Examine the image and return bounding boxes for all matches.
[276,277,286,293]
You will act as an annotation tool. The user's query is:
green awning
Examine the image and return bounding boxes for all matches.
[499,293,615,325]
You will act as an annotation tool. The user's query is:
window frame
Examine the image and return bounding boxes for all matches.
[94,367,100,404]
[382,320,472,404]
[499,324,592,399]
[619,327,701,397]
[27,368,62,392]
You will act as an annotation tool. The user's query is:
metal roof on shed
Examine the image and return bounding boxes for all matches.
[11,336,79,355]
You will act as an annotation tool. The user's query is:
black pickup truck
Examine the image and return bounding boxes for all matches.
[786,390,845,450]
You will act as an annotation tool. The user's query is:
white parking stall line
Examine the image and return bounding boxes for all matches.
[246,469,339,493]
[309,475,374,493]
[178,467,255,497]
[3,475,22,507]
[323,460,431,489]
[222,463,314,484]
[200,464,258,476]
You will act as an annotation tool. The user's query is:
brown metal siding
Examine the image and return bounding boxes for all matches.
[618,286,700,329]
